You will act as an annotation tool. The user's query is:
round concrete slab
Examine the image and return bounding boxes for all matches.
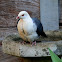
[2,31,62,57]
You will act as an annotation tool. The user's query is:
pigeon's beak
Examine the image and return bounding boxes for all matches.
[16,16,19,19]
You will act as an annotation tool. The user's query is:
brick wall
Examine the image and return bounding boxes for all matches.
[0,0,40,27]
[0,0,40,42]
[0,0,62,42]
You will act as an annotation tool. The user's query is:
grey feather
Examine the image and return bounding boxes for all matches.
[32,18,47,37]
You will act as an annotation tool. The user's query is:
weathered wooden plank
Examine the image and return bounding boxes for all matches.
[0,0,18,27]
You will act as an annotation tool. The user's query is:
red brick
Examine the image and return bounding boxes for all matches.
[0,0,40,27]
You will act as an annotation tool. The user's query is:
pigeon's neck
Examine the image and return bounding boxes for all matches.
[23,16,32,22]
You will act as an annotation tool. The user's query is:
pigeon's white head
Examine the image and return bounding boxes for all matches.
[16,11,30,20]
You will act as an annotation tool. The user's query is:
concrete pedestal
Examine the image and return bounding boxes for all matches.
[2,31,62,57]
[40,0,59,31]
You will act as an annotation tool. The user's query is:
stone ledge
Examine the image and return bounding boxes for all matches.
[2,31,62,57]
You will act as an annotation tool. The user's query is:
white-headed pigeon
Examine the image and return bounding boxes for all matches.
[16,11,47,45]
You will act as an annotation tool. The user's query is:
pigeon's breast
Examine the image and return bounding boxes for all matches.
[17,19,38,41]
[23,21,37,34]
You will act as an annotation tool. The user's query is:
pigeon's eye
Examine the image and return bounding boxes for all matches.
[22,14,24,16]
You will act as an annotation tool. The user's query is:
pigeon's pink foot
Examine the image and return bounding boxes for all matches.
[21,41,26,45]
[31,41,36,46]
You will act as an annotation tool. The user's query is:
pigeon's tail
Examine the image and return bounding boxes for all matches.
[41,31,47,37]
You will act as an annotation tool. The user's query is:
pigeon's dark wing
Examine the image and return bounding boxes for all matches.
[32,18,47,37]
